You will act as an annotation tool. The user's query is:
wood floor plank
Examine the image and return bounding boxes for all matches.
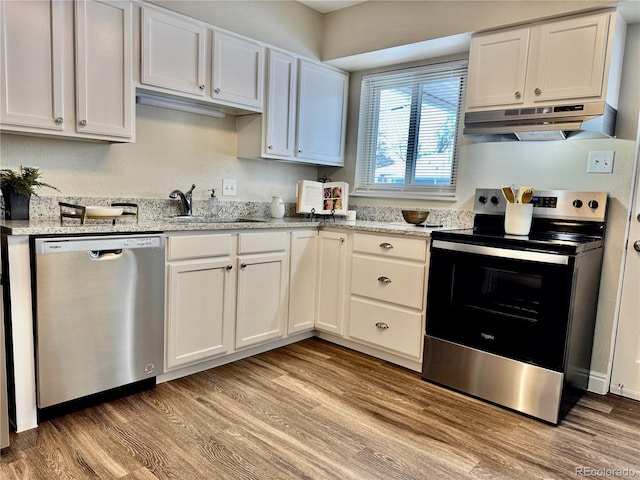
[1,338,639,479]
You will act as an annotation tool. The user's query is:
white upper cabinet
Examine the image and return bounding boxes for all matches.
[466,28,530,108]
[236,55,348,166]
[466,10,614,110]
[211,31,263,111]
[529,13,610,103]
[1,0,134,142]
[141,7,207,96]
[0,0,64,131]
[263,49,297,159]
[296,60,348,166]
[75,0,133,138]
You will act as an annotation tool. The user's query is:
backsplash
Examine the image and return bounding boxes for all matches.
[3,195,474,228]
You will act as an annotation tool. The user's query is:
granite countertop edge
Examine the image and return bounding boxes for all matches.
[0,217,448,237]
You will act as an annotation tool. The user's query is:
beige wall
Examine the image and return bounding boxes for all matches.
[149,0,324,59]
[322,0,618,61]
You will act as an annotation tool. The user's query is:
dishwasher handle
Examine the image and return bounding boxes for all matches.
[89,249,123,260]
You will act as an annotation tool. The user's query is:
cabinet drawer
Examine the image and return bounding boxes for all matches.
[238,231,288,254]
[167,234,232,260]
[352,233,427,261]
[349,298,423,359]
[351,255,425,309]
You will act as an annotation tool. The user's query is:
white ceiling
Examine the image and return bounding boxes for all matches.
[296,0,366,14]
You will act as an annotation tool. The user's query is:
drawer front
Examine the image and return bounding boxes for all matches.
[351,255,425,309]
[352,233,427,261]
[167,234,232,260]
[349,298,423,359]
[238,231,288,254]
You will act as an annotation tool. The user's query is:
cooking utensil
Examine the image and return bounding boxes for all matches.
[401,210,429,224]
[501,185,516,203]
[519,187,534,204]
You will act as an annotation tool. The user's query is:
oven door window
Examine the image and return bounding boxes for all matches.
[426,248,574,371]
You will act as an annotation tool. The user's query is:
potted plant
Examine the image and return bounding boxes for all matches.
[1,166,59,220]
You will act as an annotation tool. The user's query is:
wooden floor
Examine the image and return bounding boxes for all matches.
[1,338,639,479]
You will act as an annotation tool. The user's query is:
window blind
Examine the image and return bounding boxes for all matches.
[355,61,467,198]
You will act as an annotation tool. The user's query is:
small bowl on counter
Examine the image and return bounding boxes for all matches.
[401,209,429,225]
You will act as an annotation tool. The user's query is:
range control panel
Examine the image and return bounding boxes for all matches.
[474,189,608,222]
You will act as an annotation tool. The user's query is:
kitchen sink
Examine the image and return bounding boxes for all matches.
[166,216,269,224]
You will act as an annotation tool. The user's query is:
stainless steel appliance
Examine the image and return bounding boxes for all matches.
[33,234,165,410]
[422,189,607,424]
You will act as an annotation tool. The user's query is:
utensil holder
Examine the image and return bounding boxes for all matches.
[504,203,533,235]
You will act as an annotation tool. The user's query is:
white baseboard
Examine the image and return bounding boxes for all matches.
[587,370,609,395]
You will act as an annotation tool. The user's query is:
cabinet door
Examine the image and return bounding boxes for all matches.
[75,0,132,139]
[264,49,297,159]
[529,12,610,103]
[236,251,288,348]
[466,28,530,109]
[212,31,263,110]
[0,0,64,131]
[141,8,206,96]
[165,258,234,370]
[315,231,348,335]
[296,61,347,166]
[288,230,318,334]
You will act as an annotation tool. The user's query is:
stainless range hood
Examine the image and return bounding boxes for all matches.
[463,101,617,141]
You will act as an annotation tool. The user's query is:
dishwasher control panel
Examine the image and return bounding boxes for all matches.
[35,234,164,254]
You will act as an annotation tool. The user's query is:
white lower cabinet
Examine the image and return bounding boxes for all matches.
[235,232,289,349]
[165,234,234,370]
[347,233,429,361]
[288,230,318,334]
[315,230,348,335]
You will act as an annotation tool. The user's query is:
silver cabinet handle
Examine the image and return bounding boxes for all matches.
[55,116,63,124]
[241,263,247,269]
[226,264,233,270]
[298,149,303,154]
[199,84,205,90]
[379,242,393,249]
[377,276,391,284]
[634,240,640,252]
[79,119,87,127]
[636,213,640,222]
[267,145,273,150]
[534,88,541,96]
[339,237,345,243]
[214,88,221,94]
[375,322,389,330]
[514,91,521,99]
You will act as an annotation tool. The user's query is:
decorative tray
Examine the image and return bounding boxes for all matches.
[59,202,139,225]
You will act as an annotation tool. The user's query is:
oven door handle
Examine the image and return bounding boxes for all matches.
[432,240,570,265]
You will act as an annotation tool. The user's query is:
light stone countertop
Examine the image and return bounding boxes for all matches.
[0,216,453,237]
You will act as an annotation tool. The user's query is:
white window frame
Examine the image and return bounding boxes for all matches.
[354,60,467,200]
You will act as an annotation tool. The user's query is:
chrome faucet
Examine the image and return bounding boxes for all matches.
[169,184,196,216]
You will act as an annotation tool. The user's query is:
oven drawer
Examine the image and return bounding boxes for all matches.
[349,298,423,359]
[353,233,427,261]
[351,255,425,309]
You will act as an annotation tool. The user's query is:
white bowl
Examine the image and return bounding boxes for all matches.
[85,206,124,217]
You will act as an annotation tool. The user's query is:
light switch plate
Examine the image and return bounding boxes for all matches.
[587,151,615,173]
[222,179,237,196]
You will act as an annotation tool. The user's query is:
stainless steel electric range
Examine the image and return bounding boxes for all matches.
[422,188,607,424]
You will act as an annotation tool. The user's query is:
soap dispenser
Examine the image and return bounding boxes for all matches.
[209,188,219,217]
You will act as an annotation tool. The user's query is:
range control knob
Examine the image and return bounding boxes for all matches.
[572,199,583,208]
[490,195,499,205]
[478,195,487,204]
[588,200,599,209]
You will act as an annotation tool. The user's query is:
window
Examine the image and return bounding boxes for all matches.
[355,61,467,198]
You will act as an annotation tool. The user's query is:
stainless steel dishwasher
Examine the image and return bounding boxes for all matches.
[33,234,165,409]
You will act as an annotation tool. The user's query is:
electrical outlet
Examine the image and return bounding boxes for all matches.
[587,151,615,173]
[222,179,237,196]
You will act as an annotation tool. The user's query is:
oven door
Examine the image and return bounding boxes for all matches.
[426,240,575,371]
